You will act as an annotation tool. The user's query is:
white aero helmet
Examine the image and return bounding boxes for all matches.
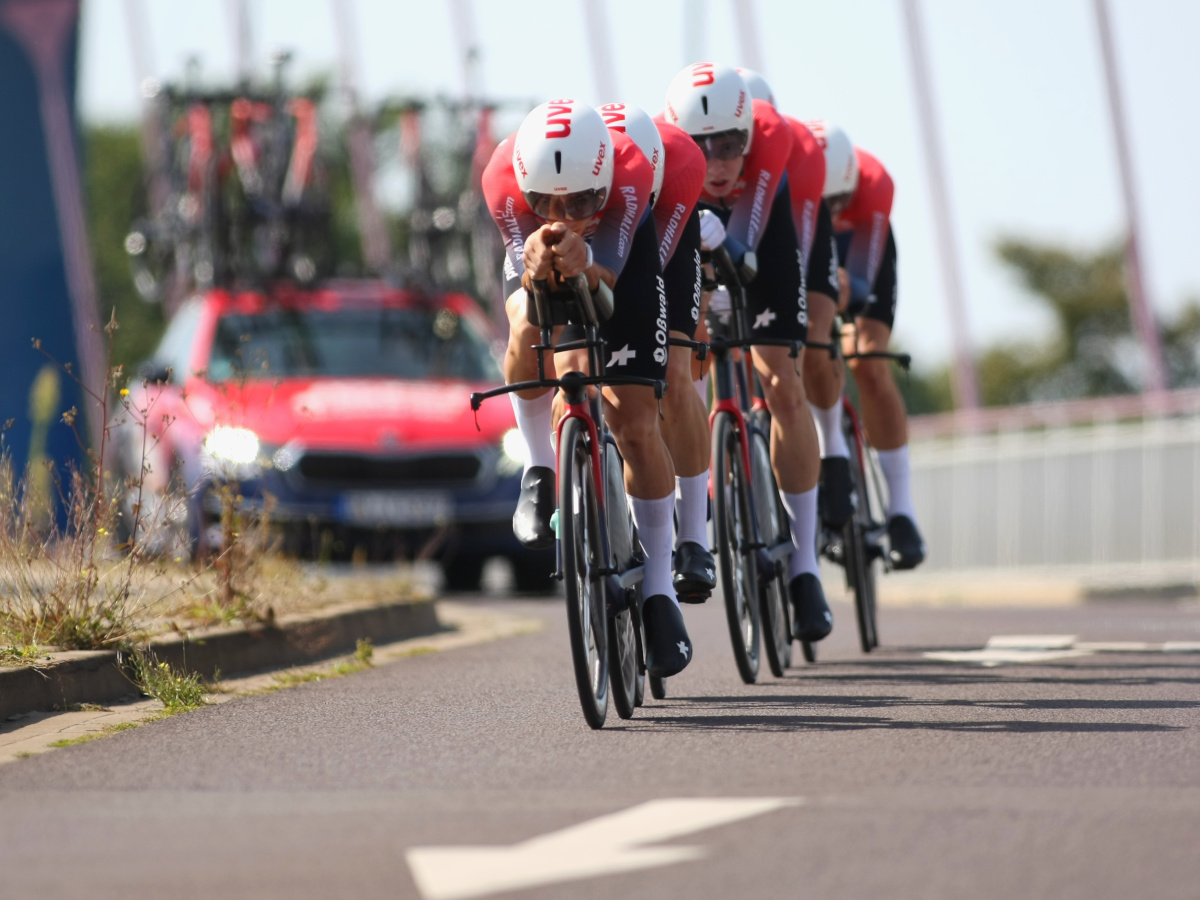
[513,99,614,220]
[805,119,859,200]
[663,62,753,159]
[736,67,775,107]
[596,102,665,204]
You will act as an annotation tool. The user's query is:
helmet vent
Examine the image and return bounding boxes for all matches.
[554,151,562,174]
[701,96,709,115]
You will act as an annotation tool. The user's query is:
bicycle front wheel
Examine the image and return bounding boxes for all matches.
[749,427,790,678]
[712,410,761,684]
[845,437,879,653]
[559,416,609,728]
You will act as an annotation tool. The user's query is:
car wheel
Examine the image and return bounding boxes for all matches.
[511,551,557,595]
[442,555,486,593]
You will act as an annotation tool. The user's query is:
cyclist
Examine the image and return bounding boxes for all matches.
[596,102,716,603]
[481,100,693,676]
[664,63,832,643]
[809,120,925,569]
[737,70,851,529]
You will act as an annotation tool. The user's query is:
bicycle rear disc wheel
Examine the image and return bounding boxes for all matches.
[713,411,761,684]
[560,417,609,727]
[749,429,790,678]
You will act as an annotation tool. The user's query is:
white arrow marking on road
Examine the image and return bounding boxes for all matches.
[406,797,798,900]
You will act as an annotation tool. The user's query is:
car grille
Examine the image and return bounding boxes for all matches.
[296,451,483,486]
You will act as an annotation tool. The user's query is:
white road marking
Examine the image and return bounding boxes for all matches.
[1074,641,1155,652]
[925,633,1200,666]
[924,648,1093,667]
[985,635,1077,650]
[406,797,798,900]
[1162,642,1200,653]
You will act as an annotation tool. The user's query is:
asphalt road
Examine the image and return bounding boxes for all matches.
[3,588,1199,900]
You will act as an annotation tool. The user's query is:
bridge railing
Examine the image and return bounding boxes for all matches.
[908,399,1200,581]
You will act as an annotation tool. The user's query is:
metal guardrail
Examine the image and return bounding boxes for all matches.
[910,412,1200,577]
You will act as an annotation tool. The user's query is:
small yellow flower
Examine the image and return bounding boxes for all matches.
[97,527,108,535]
[120,388,129,397]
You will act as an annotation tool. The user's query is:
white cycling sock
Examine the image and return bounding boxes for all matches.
[779,486,820,579]
[509,392,556,473]
[877,445,916,521]
[808,401,849,459]
[674,472,710,549]
[694,375,710,406]
[630,492,678,604]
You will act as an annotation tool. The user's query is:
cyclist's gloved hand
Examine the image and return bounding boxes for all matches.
[698,209,726,251]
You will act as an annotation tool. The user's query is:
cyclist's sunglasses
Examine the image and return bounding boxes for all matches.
[826,190,854,215]
[692,129,749,161]
[524,187,608,222]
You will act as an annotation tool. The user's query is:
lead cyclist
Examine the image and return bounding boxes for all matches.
[480,101,693,677]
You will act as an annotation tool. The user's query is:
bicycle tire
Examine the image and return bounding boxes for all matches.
[846,437,879,653]
[559,417,609,728]
[712,411,761,684]
[603,444,639,719]
[649,674,667,699]
[608,608,638,719]
[749,429,790,678]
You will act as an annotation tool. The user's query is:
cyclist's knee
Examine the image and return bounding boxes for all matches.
[605,390,661,452]
[849,356,892,397]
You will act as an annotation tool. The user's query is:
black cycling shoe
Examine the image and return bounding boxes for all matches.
[819,456,854,528]
[673,542,717,603]
[789,573,833,642]
[642,594,692,677]
[887,514,926,570]
[512,466,556,550]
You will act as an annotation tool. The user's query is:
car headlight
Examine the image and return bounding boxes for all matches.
[497,428,527,477]
[202,426,262,479]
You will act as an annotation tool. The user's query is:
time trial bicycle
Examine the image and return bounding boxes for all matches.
[470,275,661,728]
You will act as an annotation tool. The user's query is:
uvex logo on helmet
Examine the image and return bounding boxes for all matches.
[598,102,627,128]
[545,99,575,139]
[691,62,715,87]
[592,141,606,176]
[514,147,528,177]
[734,90,746,118]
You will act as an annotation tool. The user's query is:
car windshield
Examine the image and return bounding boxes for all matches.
[206,306,500,382]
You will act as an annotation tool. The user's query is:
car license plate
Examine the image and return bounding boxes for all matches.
[341,491,451,527]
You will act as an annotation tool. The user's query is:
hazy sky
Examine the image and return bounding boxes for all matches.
[78,0,1200,368]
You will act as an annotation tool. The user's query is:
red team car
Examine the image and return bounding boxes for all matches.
[118,280,554,592]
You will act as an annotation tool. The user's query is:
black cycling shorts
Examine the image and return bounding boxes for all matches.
[661,208,702,339]
[559,214,668,381]
[806,199,840,300]
[835,225,898,330]
[744,188,807,343]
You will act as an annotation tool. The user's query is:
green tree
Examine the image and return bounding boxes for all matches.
[83,124,164,371]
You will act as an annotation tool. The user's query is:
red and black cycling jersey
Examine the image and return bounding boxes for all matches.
[651,122,707,268]
[481,130,654,285]
[781,116,825,264]
[692,99,793,252]
[832,147,894,293]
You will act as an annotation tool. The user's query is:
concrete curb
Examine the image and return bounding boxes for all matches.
[0,598,440,721]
